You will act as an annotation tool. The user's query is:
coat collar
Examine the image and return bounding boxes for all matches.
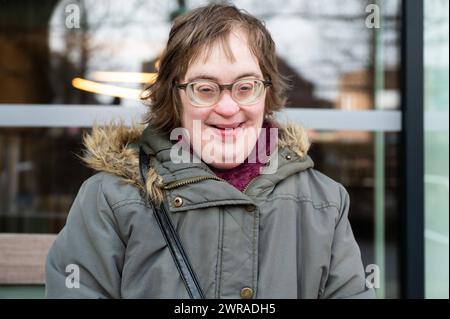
[81,121,314,206]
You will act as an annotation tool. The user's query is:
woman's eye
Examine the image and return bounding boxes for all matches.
[196,86,215,93]
[238,84,253,92]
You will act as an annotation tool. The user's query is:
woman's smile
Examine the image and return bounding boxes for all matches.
[206,122,246,139]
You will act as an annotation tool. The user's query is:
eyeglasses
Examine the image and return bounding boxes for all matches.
[176,78,272,108]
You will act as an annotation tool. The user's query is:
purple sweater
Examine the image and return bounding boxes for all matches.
[209,121,277,192]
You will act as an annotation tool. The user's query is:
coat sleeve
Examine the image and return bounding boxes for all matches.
[45,175,125,298]
[321,185,377,299]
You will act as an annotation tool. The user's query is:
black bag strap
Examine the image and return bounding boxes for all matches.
[138,147,205,299]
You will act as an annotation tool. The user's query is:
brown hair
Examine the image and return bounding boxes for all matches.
[141,3,290,135]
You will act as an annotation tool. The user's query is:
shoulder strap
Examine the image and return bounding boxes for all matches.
[139,147,205,299]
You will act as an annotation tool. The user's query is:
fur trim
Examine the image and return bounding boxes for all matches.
[80,122,310,204]
[80,123,165,204]
[277,121,310,158]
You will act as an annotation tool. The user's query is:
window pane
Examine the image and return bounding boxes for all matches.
[0,0,403,298]
[424,0,449,299]
[0,127,93,233]
[0,0,401,110]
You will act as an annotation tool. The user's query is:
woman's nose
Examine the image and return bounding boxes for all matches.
[213,91,240,116]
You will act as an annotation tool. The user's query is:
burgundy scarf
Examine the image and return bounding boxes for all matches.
[209,120,277,192]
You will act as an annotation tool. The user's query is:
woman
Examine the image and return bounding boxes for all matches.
[45,4,375,299]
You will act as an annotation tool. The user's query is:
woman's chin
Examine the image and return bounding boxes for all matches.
[207,160,243,170]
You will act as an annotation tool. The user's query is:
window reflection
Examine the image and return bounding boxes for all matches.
[1,0,401,109]
[424,0,449,298]
[0,0,402,298]
[0,127,93,233]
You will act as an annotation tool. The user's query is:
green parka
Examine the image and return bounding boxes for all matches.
[45,122,375,299]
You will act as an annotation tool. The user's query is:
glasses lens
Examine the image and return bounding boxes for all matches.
[187,81,219,107]
[232,79,264,105]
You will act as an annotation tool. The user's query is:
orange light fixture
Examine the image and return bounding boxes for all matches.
[72,71,157,100]
[72,77,142,100]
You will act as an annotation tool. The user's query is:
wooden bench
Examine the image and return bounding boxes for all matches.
[0,233,56,284]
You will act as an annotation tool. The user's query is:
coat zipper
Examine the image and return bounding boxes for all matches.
[162,172,258,194]
[163,175,225,190]
[242,177,258,194]
[243,160,272,194]
[243,149,280,194]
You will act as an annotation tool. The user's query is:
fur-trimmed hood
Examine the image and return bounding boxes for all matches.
[81,122,312,203]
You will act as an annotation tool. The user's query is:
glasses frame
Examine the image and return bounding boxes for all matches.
[176,78,272,107]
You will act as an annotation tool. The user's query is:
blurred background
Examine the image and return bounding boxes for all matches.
[0,0,448,299]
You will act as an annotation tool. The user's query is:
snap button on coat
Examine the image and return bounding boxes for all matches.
[240,287,254,299]
[245,205,256,212]
[173,196,183,207]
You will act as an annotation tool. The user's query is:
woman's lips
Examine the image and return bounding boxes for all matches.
[207,122,245,138]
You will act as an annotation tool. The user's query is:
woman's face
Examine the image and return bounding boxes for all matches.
[179,29,266,169]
